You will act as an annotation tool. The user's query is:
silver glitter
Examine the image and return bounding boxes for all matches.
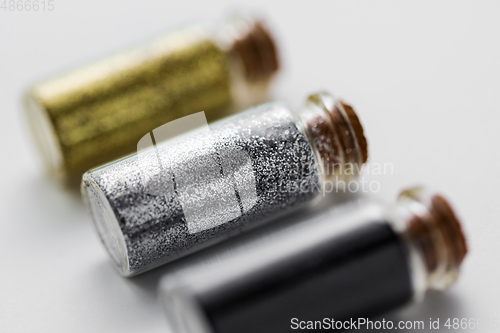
[82,101,321,276]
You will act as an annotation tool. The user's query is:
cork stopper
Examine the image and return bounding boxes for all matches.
[339,101,368,164]
[396,187,468,290]
[220,16,279,83]
[234,20,279,82]
[302,92,368,180]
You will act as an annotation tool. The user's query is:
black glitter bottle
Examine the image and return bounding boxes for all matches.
[159,187,468,333]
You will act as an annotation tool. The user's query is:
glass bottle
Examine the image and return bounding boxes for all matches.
[24,14,279,182]
[159,187,468,333]
[81,91,368,276]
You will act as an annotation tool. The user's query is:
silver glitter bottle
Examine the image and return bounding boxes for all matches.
[82,91,368,276]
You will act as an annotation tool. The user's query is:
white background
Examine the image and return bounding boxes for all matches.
[1,1,499,332]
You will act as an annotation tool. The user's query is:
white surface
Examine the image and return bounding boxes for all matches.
[1,1,499,332]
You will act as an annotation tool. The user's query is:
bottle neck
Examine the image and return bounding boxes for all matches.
[295,92,368,183]
[389,187,468,300]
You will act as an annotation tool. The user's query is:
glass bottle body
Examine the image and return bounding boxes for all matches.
[158,188,467,333]
[25,15,279,181]
[82,92,366,276]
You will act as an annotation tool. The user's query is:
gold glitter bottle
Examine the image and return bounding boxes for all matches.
[24,15,279,183]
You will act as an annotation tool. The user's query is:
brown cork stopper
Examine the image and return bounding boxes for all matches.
[430,195,468,266]
[401,189,468,285]
[339,101,368,164]
[231,20,279,82]
[304,94,368,178]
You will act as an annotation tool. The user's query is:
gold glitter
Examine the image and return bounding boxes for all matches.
[25,18,279,182]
